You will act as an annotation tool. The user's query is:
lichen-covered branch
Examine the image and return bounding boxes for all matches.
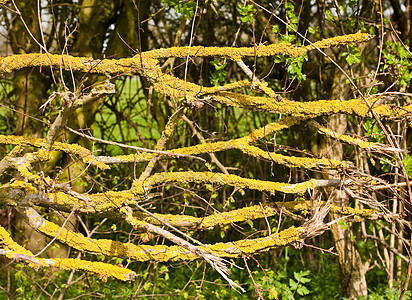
[0,33,371,75]
[0,31,400,289]
[210,92,412,117]
[141,32,371,60]
[0,225,135,281]
[120,206,245,291]
[0,33,381,115]
[134,201,377,229]
[133,171,342,195]
[139,107,185,181]
[13,206,306,261]
[0,179,378,226]
[309,120,405,153]
[1,33,407,122]
[0,181,136,214]
[98,132,349,169]
[0,53,150,75]
[0,134,110,170]
[45,81,115,147]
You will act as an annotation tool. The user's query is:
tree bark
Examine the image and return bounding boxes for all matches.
[319,68,369,299]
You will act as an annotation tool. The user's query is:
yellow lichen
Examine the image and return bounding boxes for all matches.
[281,201,376,218]
[208,226,305,256]
[46,190,136,213]
[143,171,317,195]
[36,215,306,261]
[141,33,371,60]
[0,53,144,75]
[9,180,38,194]
[109,134,348,169]
[0,134,109,170]
[142,201,376,229]
[1,223,135,281]
[304,32,372,52]
[0,226,34,256]
[311,120,384,150]
[209,92,410,118]
[52,258,136,281]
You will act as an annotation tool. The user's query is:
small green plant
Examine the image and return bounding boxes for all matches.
[342,44,362,66]
[363,120,385,144]
[357,286,412,300]
[210,59,227,86]
[250,269,311,299]
[285,2,299,32]
[162,0,196,19]
[287,54,308,82]
[403,153,412,179]
[237,3,255,23]
[382,40,412,88]
[272,3,308,83]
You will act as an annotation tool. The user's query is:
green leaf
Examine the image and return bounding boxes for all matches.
[294,270,311,283]
[280,34,296,43]
[237,3,255,23]
[285,2,294,10]
[338,219,348,230]
[161,0,196,19]
[289,278,298,290]
[210,59,227,86]
[272,25,280,33]
[403,154,412,179]
[308,26,318,34]
[297,285,311,296]
[342,45,362,66]
[143,282,153,291]
[268,287,278,299]
[325,9,334,21]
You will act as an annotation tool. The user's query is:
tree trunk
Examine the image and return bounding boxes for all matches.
[319,68,369,299]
